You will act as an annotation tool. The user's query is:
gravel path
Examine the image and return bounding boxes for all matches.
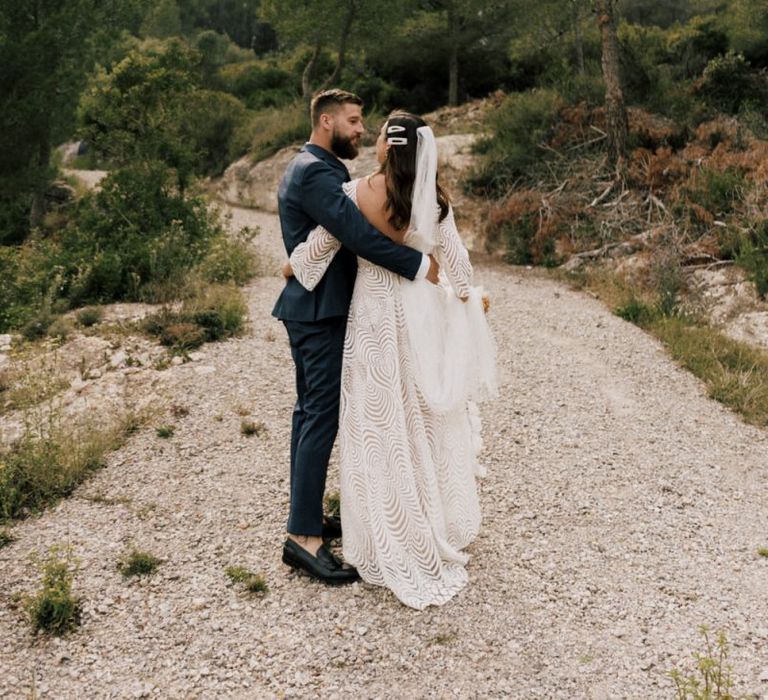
[1,206,767,699]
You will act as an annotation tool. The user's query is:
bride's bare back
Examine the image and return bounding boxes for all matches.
[355,173,408,245]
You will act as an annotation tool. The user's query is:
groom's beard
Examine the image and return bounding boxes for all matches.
[331,129,359,160]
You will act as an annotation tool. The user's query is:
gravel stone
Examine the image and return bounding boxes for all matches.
[0,205,766,698]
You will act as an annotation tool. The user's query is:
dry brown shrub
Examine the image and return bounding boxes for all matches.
[628,146,690,192]
[694,117,740,147]
[551,103,596,148]
[689,202,716,226]
[627,107,678,147]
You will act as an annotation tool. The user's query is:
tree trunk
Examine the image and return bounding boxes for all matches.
[302,44,321,102]
[322,0,357,89]
[447,6,459,106]
[28,140,51,231]
[596,0,628,170]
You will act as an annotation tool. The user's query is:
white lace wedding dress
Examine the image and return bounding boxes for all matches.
[290,179,496,609]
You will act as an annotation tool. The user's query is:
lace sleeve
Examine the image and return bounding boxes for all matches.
[289,225,342,292]
[436,207,472,299]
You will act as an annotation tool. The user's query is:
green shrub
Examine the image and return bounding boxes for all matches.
[118,549,161,577]
[696,51,766,114]
[197,226,260,285]
[76,307,103,327]
[615,298,656,326]
[20,311,55,341]
[246,102,309,163]
[160,321,207,350]
[666,16,729,80]
[217,60,296,110]
[186,283,248,339]
[734,221,768,299]
[142,283,248,349]
[62,162,224,306]
[178,89,250,176]
[685,168,748,218]
[25,551,82,635]
[467,89,560,198]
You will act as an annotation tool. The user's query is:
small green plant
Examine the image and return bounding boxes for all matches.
[25,549,82,635]
[468,89,561,197]
[615,298,656,326]
[669,626,735,699]
[240,419,265,437]
[46,317,73,342]
[0,529,15,548]
[156,425,175,438]
[324,490,341,518]
[142,284,248,351]
[225,566,269,594]
[758,547,768,558]
[20,311,54,341]
[75,307,103,327]
[1,424,124,521]
[198,226,260,285]
[118,549,161,578]
[734,221,768,299]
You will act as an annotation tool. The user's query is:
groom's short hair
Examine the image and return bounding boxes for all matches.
[311,89,364,126]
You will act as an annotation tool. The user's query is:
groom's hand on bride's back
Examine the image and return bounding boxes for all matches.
[426,255,440,285]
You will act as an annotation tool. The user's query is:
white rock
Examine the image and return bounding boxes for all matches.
[110,350,127,368]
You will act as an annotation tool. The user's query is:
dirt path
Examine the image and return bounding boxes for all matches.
[1,206,767,699]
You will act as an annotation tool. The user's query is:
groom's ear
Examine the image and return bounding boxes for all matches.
[318,111,334,132]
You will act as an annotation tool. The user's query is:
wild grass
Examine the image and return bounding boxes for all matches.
[240,419,266,437]
[24,548,82,635]
[0,529,15,548]
[757,547,768,558]
[562,268,768,428]
[652,318,768,427]
[155,425,175,439]
[225,566,269,594]
[0,360,70,417]
[142,283,249,353]
[118,549,161,578]
[0,410,149,522]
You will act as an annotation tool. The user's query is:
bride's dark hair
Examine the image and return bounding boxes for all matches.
[379,111,450,232]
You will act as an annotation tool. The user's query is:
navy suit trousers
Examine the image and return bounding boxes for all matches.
[283,316,347,536]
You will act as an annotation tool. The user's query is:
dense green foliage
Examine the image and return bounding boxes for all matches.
[2,0,768,332]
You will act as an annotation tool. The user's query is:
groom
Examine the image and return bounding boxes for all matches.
[273,89,438,584]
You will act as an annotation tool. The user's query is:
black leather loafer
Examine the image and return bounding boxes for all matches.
[321,514,342,540]
[282,539,359,585]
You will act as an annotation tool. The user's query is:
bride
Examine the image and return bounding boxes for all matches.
[284,111,496,609]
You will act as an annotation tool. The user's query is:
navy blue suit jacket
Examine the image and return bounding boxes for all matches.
[272,143,423,322]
